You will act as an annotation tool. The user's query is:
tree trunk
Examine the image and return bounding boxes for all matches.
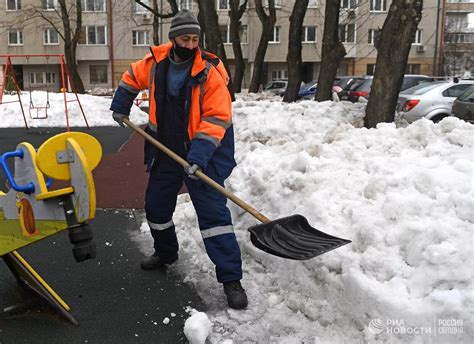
[315,0,346,102]
[365,0,423,128]
[249,0,276,93]
[197,0,235,100]
[229,0,248,93]
[283,0,309,102]
[58,0,85,93]
[152,0,159,45]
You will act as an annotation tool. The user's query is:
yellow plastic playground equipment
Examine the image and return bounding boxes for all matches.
[0,131,102,325]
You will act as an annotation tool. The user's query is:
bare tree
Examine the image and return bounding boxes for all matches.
[134,0,178,44]
[365,0,423,128]
[24,0,85,93]
[229,0,248,93]
[314,0,346,101]
[197,0,235,99]
[283,0,309,102]
[249,0,276,93]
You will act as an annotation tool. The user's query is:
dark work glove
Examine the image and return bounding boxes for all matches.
[112,112,129,127]
[184,163,201,180]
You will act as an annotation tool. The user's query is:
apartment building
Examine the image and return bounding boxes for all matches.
[0,0,456,92]
[442,0,474,77]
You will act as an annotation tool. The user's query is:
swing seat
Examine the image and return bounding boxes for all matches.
[29,104,49,119]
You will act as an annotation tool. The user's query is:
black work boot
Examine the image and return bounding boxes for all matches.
[223,281,248,310]
[140,254,177,270]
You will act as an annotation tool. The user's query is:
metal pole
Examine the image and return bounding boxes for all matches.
[60,55,70,132]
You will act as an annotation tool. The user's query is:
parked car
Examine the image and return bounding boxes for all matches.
[333,76,360,93]
[338,76,368,101]
[298,77,350,100]
[263,80,288,96]
[298,80,318,100]
[348,75,435,102]
[397,80,474,123]
[451,85,474,123]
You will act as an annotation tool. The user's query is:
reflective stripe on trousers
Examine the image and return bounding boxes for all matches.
[145,160,242,283]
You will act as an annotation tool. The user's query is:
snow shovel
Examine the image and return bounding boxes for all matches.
[123,119,351,260]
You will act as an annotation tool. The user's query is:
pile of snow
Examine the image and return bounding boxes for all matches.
[183,307,213,344]
[0,91,148,127]
[139,95,472,343]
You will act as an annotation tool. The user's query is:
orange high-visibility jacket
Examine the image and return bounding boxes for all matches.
[119,42,232,147]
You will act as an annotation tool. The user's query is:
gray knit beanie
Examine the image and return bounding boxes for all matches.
[168,9,201,39]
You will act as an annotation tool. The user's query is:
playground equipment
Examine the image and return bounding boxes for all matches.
[0,54,89,130]
[26,56,51,120]
[0,132,102,324]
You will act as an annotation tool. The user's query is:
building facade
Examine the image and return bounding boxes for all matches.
[442,0,474,77]
[0,0,470,92]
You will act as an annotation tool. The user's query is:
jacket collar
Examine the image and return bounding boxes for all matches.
[150,41,206,78]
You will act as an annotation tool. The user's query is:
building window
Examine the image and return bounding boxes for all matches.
[42,0,57,10]
[30,72,43,84]
[218,0,228,9]
[370,0,386,11]
[269,26,281,43]
[218,0,248,10]
[46,72,56,84]
[302,26,316,42]
[220,24,248,44]
[446,33,474,43]
[308,0,318,7]
[90,65,108,83]
[43,29,59,45]
[405,64,421,74]
[340,0,357,9]
[79,26,107,45]
[368,29,380,45]
[271,70,287,80]
[367,64,375,75]
[132,30,149,46]
[133,0,149,13]
[7,0,21,10]
[412,30,422,45]
[81,0,106,11]
[179,0,192,10]
[220,25,230,43]
[8,29,23,45]
[339,24,355,43]
[264,0,282,7]
[30,72,56,84]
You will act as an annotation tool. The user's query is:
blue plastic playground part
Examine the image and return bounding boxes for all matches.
[0,149,36,194]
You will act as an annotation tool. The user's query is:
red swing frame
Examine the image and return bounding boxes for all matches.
[0,54,89,130]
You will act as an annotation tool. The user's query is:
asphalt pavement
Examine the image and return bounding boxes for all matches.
[0,127,205,343]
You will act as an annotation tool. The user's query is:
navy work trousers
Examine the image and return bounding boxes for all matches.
[144,159,243,283]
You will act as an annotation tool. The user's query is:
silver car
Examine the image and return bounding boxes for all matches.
[262,80,288,96]
[397,80,474,123]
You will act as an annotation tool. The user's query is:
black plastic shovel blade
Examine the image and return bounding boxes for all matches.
[248,214,351,260]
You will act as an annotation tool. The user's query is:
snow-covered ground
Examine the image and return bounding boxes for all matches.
[0,91,148,127]
[1,91,472,343]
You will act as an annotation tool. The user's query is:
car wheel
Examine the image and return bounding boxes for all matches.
[431,114,448,123]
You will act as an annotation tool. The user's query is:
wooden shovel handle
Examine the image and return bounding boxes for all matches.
[123,118,270,224]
